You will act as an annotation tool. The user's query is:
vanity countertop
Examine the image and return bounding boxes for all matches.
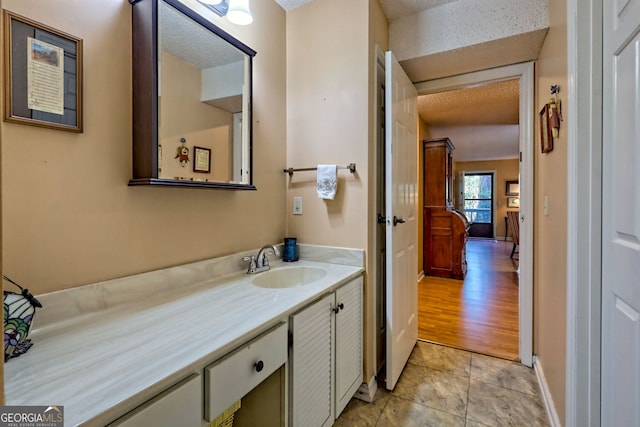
[4,251,364,426]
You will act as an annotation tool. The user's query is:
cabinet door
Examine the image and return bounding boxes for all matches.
[108,374,201,427]
[290,293,334,427]
[335,277,363,417]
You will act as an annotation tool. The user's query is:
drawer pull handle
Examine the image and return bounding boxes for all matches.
[255,360,264,372]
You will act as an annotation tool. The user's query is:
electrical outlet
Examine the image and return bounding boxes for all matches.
[293,196,303,215]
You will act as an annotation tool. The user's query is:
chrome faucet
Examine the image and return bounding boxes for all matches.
[243,244,281,274]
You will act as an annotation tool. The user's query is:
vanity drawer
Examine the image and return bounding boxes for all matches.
[108,373,201,427]
[204,322,288,422]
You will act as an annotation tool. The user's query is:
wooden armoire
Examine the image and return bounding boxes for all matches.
[423,138,469,279]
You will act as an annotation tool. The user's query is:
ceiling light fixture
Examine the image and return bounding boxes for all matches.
[198,0,253,25]
[226,0,253,25]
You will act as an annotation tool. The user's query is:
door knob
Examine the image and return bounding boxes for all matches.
[393,216,405,226]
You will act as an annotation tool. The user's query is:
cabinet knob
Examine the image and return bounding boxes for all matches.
[338,303,344,310]
[255,360,264,372]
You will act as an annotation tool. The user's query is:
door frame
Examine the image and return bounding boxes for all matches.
[415,62,534,366]
[368,6,605,419]
[565,0,602,425]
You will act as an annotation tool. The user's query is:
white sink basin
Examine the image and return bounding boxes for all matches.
[252,266,327,289]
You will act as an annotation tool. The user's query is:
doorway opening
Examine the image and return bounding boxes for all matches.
[414,62,534,366]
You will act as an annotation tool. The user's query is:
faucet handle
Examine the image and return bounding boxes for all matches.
[242,255,257,272]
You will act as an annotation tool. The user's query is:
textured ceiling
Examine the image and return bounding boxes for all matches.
[376,0,459,20]
[419,80,519,127]
[420,80,521,162]
[274,0,315,11]
[160,2,244,69]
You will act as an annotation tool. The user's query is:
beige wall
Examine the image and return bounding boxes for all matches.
[286,0,384,382]
[534,0,568,420]
[285,0,369,249]
[1,0,287,295]
[454,159,520,239]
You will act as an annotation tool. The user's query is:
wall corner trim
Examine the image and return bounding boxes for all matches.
[534,355,562,427]
[354,375,378,403]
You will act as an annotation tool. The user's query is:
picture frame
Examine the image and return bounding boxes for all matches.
[539,104,553,153]
[507,197,520,208]
[193,146,211,173]
[506,180,520,196]
[3,11,83,132]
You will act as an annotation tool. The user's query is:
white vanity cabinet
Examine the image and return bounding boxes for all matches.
[109,323,288,427]
[289,276,363,427]
[108,374,202,427]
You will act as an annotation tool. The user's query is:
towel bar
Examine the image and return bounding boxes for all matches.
[283,163,356,177]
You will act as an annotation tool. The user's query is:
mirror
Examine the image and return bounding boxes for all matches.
[129,0,256,189]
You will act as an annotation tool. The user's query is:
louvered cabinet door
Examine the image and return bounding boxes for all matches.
[334,277,363,418]
[290,293,335,427]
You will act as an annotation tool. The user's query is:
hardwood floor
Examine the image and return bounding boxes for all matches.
[418,239,520,361]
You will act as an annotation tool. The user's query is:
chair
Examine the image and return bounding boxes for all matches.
[506,211,520,258]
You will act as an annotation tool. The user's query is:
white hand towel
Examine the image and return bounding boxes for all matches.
[317,165,338,200]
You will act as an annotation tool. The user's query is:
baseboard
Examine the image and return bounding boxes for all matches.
[354,375,377,403]
[417,271,425,282]
[534,355,562,427]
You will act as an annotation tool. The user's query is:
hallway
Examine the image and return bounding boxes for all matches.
[335,341,549,426]
[418,239,520,360]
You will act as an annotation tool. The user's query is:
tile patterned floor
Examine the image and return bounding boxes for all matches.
[335,341,550,427]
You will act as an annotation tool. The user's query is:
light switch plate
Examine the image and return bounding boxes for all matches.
[293,196,303,215]
[544,195,549,216]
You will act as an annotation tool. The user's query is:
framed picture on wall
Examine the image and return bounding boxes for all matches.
[540,104,553,153]
[193,146,211,173]
[507,197,520,208]
[506,180,519,196]
[3,11,83,132]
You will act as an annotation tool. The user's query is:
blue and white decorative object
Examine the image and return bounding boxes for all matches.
[283,237,299,262]
[4,275,42,361]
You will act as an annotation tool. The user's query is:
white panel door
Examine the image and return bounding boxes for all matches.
[384,51,418,390]
[602,0,640,425]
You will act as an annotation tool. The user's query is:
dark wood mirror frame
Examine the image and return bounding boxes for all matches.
[129,0,256,189]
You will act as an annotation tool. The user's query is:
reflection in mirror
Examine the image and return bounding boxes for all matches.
[158,1,252,185]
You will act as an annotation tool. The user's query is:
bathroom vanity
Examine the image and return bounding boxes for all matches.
[4,245,364,426]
